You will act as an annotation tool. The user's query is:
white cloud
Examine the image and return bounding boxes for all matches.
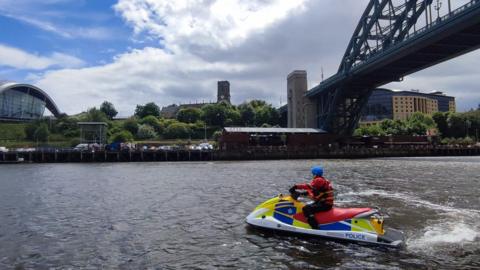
[33,0,313,115]
[0,44,85,70]
[114,0,307,50]
[28,0,480,115]
[36,47,250,115]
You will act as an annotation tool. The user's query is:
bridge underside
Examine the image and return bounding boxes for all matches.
[308,1,480,135]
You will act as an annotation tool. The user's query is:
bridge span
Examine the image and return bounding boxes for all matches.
[290,0,480,135]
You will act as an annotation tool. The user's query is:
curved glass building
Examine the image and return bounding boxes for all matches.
[0,81,60,120]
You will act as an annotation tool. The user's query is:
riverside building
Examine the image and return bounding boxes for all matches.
[0,81,61,121]
[359,88,456,125]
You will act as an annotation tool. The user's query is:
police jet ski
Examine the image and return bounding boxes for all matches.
[246,193,404,247]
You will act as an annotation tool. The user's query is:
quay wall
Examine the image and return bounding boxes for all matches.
[1,147,479,164]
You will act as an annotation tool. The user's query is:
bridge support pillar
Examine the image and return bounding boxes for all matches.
[287,70,317,128]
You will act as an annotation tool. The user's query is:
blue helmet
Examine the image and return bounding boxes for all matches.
[311,166,323,177]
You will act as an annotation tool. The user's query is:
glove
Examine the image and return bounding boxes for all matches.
[291,191,300,200]
[289,185,297,194]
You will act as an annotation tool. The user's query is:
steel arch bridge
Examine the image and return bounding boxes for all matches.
[307,0,480,135]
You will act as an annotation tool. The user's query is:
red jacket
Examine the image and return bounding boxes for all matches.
[295,176,334,206]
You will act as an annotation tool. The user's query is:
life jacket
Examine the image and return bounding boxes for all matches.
[297,176,334,206]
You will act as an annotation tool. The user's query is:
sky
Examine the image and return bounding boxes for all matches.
[0,0,479,116]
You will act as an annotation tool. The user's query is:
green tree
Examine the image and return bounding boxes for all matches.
[202,103,229,127]
[432,112,450,137]
[380,119,407,135]
[225,108,241,126]
[212,130,223,141]
[238,103,255,126]
[100,101,118,120]
[164,122,191,139]
[405,112,436,136]
[123,118,139,135]
[111,131,134,142]
[136,124,157,139]
[353,124,386,136]
[353,126,369,136]
[139,115,163,134]
[177,107,202,123]
[54,114,79,137]
[366,124,386,136]
[25,121,40,140]
[34,123,50,142]
[135,102,160,118]
[249,100,267,109]
[84,107,109,122]
[255,106,279,126]
[447,113,466,138]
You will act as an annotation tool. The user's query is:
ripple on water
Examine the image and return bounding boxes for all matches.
[0,158,479,269]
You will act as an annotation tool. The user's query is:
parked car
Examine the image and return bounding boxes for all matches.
[74,144,89,151]
[15,148,35,152]
[198,143,213,150]
[0,146,8,153]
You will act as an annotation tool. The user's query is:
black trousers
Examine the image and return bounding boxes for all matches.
[302,201,332,229]
[303,201,332,216]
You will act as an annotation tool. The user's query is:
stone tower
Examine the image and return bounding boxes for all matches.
[287,70,316,128]
[217,81,231,103]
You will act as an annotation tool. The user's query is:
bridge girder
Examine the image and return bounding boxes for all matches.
[310,0,480,135]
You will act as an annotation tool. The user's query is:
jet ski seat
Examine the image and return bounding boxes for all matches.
[293,207,372,224]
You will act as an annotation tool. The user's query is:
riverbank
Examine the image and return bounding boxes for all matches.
[1,146,479,163]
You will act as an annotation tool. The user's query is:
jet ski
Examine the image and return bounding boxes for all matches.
[246,194,404,247]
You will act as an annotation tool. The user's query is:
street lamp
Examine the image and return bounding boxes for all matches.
[434,0,442,20]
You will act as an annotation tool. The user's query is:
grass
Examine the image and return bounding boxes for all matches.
[0,123,27,141]
[0,122,73,148]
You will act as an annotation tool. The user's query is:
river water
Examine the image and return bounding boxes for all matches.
[0,157,479,269]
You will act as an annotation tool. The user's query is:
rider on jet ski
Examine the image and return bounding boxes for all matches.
[289,166,334,229]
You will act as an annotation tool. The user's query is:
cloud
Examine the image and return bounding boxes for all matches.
[28,0,480,115]
[0,44,85,70]
[114,0,307,50]
[35,47,250,115]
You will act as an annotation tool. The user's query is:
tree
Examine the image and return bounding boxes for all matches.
[111,131,134,142]
[139,115,163,134]
[225,108,241,126]
[432,112,450,137]
[164,122,191,139]
[238,103,255,126]
[255,106,279,126]
[202,103,229,127]
[136,124,157,139]
[405,112,436,136]
[53,114,79,137]
[249,100,267,109]
[25,121,40,140]
[34,123,50,142]
[447,113,466,138]
[380,119,407,135]
[123,118,139,135]
[84,107,109,123]
[100,101,118,119]
[177,107,202,123]
[366,124,386,136]
[135,102,160,118]
[353,124,385,136]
